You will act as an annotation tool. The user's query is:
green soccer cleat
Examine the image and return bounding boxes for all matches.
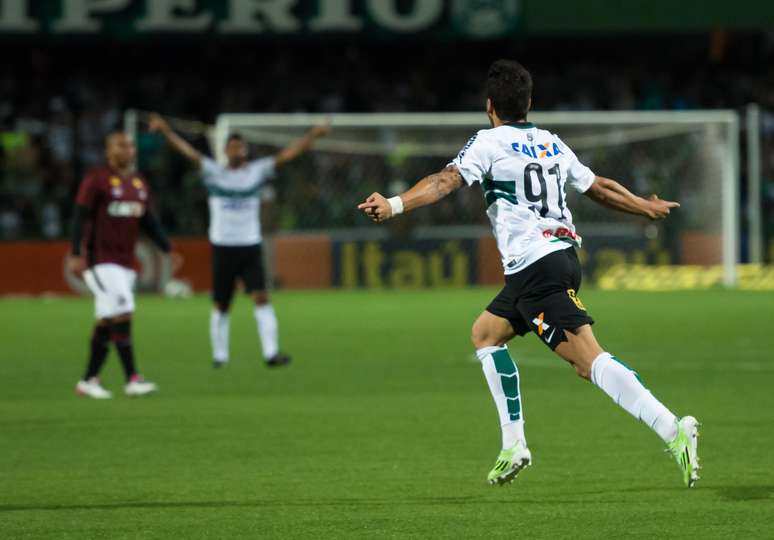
[667,416,701,488]
[487,441,532,486]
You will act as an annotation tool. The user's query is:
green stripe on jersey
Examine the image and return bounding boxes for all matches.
[206,183,261,198]
[504,122,535,129]
[482,173,518,208]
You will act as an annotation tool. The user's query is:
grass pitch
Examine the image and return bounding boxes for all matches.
[1,288,773,539]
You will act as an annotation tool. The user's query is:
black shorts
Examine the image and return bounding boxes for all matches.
[486,248,594,350]
[211,243,267,307]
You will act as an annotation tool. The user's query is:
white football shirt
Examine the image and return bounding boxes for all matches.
[451,122,595,275]
[201,156,276,246]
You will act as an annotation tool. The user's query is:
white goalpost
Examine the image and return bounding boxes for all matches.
[213,111,740,286]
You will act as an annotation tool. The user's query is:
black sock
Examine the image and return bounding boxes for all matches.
[111,320,137,382]
[84,324,111,380]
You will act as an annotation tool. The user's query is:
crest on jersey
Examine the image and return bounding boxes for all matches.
[110,176,123,197]
[132,178,147,199]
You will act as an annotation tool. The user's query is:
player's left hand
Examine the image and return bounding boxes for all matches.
[169,251,184,274]
[645,194,680,220]
[66,255,87,276]
[357,192,392,223]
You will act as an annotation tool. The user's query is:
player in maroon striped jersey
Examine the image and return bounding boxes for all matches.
[68,132,174,399]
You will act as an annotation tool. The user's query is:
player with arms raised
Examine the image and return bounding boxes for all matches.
[149,113,330,368]
[358,60,700,487]
[69,132,173,399]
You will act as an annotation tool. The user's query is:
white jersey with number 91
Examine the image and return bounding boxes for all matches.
[450,122,595,275]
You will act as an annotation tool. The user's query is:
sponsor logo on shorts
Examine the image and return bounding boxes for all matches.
[544,328,556,343]
[532,312,556,343]
[532,312,550,336]
[567,289,586,310]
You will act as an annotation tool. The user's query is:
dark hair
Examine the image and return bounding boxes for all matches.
[226,133,245,144]
[486,60,532,122]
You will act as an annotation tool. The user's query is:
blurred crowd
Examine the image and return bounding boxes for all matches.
[1,34,773,252]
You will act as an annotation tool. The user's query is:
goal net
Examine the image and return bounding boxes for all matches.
[210,111,740,287]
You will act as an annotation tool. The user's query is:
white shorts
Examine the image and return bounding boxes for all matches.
[83,263,137,320]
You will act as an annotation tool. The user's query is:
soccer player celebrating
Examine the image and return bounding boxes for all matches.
[358,60,700,488]
[149,113,330,368]
[69,132,172,399]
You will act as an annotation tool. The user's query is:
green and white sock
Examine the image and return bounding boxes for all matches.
[590,352,678,443]
[476,345,526,449]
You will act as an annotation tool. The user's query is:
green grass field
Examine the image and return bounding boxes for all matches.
[1,288,773,539]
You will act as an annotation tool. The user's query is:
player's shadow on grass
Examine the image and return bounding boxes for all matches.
[0,501,277,512]
[0,496,494,513]
[13,488,774,512]
[0,494,601,513]
[715,485,774,501]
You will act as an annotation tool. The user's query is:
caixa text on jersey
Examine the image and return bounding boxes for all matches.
[512,142,564,159]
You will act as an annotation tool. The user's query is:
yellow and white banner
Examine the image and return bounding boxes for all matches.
[598,264,774,291]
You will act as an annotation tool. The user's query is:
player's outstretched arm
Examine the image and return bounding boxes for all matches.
[357,165,464,223]
[148,113,203,168]
[274,119,331,168]
[584,176,679,220]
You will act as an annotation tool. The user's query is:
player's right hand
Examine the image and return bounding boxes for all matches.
[310,117,332,138]
[644,194,680,220]
[147,113,169,133]
[357,192,392,223]
[67,255,87,276]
